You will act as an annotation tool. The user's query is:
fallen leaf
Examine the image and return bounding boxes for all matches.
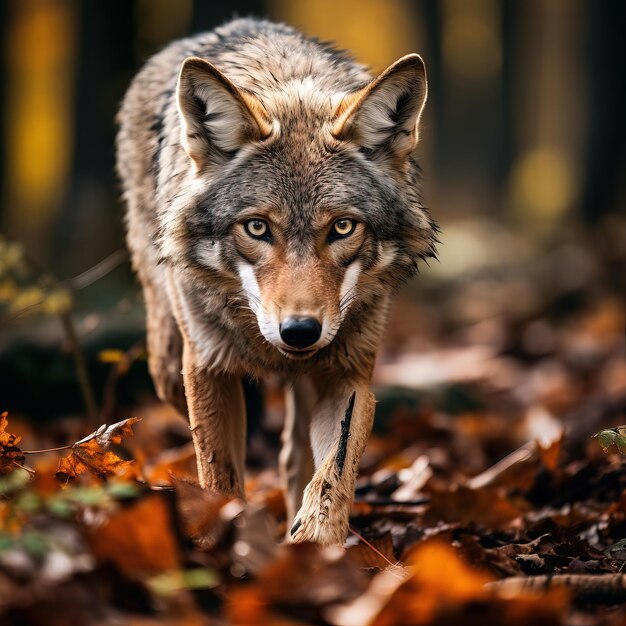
[173,477,232,548]
[538,433,564,471]
[227,586,303,626]
[57,439,132,480]
[76,417,141,448]
[365,540,566,626]
[348,532,398,570]
[593,426,626,454]
[87,493,180,576]
[426,483,525,528]
[56,417,140,480]
[228,543,366,625]
[144,441,197,486]
[0,412,25,474]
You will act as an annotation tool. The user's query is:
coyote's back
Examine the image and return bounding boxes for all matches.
[117,18,437,545]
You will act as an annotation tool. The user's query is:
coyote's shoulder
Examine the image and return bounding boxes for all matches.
[117,18,437,544]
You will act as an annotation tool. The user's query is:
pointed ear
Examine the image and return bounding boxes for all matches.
[177,57,273,170]
[332,54,427,164]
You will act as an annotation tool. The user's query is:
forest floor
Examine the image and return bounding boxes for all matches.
[1,224,625,625]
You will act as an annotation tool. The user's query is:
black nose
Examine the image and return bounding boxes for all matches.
[279,317,322,349]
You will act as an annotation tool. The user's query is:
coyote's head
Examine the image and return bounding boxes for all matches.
[171,53,437,359]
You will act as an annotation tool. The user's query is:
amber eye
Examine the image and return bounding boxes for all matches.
[245,219,270,239]
[332,219,356,238]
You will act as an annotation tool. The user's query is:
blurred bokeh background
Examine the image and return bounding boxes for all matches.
[0,0,624,421]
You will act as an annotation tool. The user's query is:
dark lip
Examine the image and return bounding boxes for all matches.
[280,347,317,359]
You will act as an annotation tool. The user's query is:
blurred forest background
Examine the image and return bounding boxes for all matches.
[0,0,624,419]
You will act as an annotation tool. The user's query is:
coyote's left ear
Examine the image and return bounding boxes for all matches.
[333,54,427,164]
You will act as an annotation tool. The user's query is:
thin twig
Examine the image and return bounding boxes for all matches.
[100,340,146,423]
[13,250,100,425]
[60,311,98,427]
[348,525,401,573]
[11,460,35,474]
[467,442,537,490]
[3,301,44,323]
[61,248,128,290]
[22,444,72,454]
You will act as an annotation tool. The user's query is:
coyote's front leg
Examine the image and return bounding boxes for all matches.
[182,349,246,497]
[169,275,246,497]
[290,379,375,545]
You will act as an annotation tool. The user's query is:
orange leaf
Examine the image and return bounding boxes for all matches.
[173,477,232,547]
[87,494,180,576]
[537,432,564,471]
[144,441,197,486]
[76,416,141,447]
[228,586,302,626]
[0,411,25,475]
[57,439,133,479]
[362,540,566,626]
[56,417,140,480]
[370,541,492,626]
[0,412,22,448]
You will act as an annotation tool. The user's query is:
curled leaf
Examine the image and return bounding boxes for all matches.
[56,417,140,480]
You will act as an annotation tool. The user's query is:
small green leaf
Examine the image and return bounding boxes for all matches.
[47,496,74,518]
[604,539,626,559]
[106,481,141,500]
[148,568,219,596]
[0,533,17,551]
[594,427,626,454]
[21,531,48,559]
[65,485,108,506]
[15,491,42,514]
[0,467,31,495]
[183,567,220,590]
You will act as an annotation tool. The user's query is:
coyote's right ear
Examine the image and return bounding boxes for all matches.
[332,54,427,166]
[177,57,273,171]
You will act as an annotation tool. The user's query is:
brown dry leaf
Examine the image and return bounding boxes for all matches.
[538,432,564,471]
[92,416,141,447]
[261,487,287,520]
[227,586,303,626]
[0,412,22,448]
[57,438,133,479]
[348,532,398,570]
[358,541,491,626]
[247,483,287,521]
[366,540,566,626]
[173,477,232,548]
[426,484,525,528]
[56,417,140,480]
[0,411,25,474]
[87,493,181,577]
[145,441,198,486]
[228,543,367,624]
[31,457,64,494]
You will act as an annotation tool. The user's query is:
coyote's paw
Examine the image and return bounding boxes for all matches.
[289,476,351,546]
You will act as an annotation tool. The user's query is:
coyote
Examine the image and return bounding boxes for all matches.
[117,18,437,545]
